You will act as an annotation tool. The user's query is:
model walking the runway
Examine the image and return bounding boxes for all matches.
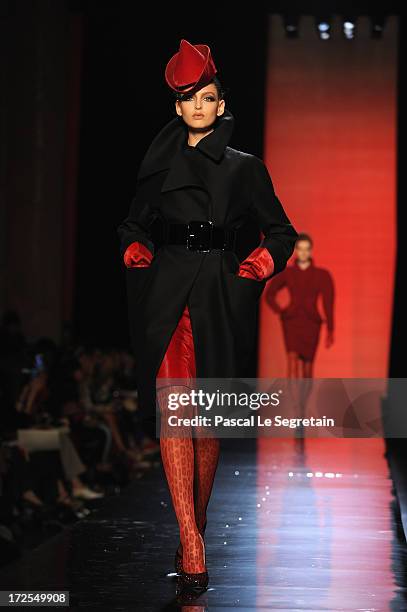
[117,39,298,595]
[265,233,335,377]
[265,233,334,416]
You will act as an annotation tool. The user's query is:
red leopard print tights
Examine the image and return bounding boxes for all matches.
[156,303,220,574]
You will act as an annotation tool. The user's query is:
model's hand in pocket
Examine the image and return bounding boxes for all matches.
[237,246,275,281]
[123,241,153,268]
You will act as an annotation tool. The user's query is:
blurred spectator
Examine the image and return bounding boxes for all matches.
[0,308,160,568]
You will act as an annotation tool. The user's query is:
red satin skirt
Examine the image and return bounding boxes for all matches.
[156,303,196,382]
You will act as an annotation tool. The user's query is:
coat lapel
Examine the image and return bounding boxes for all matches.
[160,148,207,193]
[137,109,235,195]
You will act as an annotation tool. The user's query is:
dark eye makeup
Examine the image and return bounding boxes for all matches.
[182,95,216,102]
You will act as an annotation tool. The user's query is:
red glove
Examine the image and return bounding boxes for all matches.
[123,241,153,268]
[238,246,275,281]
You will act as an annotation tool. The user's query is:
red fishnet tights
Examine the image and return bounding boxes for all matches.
[156,304,220,574]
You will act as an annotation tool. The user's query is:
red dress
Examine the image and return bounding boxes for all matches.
[265,257,334,361]
[123,242,274,383]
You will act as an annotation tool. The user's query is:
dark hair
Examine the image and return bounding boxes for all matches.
[295,232,313,247]
[173,75,226,101]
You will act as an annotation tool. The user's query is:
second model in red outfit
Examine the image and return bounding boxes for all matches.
[265,233,335,374]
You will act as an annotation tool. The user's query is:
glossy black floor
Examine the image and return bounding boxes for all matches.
[1,436,407,611]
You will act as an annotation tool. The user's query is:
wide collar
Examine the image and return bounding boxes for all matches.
[137,108,235,184]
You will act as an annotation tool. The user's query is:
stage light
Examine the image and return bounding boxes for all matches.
[318,24,330,40]
[371,15,386,38]
[318,22,330,31]
[315,15,331,41]
[283,14,299,38]
[343,17,356,40]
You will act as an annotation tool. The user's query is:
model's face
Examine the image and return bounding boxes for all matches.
[175,82,225,130]
[295,240,312,262]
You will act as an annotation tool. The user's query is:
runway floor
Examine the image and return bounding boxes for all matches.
[1,436,406,611]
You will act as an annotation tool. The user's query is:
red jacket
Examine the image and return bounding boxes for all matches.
[265,257,334,332]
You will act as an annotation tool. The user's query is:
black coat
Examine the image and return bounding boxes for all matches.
[117,108,298,434]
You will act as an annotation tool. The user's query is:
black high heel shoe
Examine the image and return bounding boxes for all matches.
[174,517,207,573]
[176,533,208,595]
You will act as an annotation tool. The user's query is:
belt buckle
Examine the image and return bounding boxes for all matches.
[187,220,213,252]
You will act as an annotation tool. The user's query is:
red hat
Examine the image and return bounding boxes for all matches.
[165,38,217,93]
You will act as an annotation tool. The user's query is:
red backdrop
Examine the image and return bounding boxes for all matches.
[256,20,398,601]
[258,14,398,378]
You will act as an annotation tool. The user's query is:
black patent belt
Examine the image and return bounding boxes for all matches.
[163,220,237,252]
